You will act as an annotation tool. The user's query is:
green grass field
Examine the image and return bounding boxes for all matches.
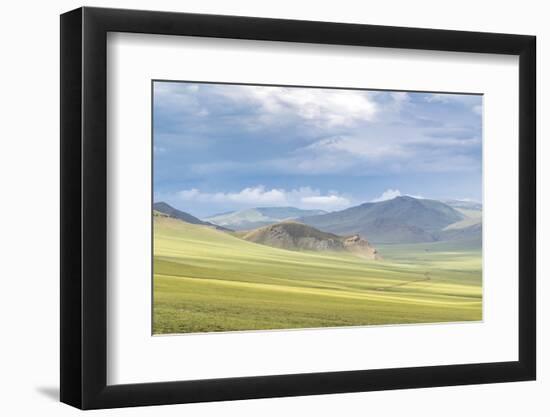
[153,217,482,334]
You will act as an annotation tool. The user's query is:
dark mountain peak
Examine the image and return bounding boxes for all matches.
[153,201,173,211]
[383,195,422,205]
[153,202,231,231]
[300,196,467,244]
[356,201,375,208]
[153,201,198,220]
[355,195,417,209]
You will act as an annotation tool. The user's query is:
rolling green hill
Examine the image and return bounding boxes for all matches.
[153,217,482,334]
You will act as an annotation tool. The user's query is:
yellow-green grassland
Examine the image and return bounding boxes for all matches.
[153,217,482,334]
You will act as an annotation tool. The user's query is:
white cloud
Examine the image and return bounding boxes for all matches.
[424,93,477,104]
[176,185,351,210]
[217,86,378,128]
[371,189,402,202]
[286,124,481,176]
[154,82,210,117]
[178,186,287,206]
[425,93,483,115]
[303,135,410,160]
[424,93,451,103]
[388,92,411,111]
[300,195,350,209]
[371,189,424,202]
[154,83,481,181]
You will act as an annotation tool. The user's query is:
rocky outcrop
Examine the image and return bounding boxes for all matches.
[242,221,380,260]
[342,234,381,260]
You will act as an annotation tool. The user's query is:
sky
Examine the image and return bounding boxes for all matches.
[153,81,482,218]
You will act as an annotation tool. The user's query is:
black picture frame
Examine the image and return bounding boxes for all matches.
[60,6,536,410]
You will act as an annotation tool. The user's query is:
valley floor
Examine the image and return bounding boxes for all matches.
[153,217,482,334]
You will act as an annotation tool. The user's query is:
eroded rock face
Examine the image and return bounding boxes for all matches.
[242,222,380,260]
[343,234,361,244]
[245,223,343,251]
[343,234,381,260]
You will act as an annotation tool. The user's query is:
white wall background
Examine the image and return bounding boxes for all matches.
[0,0,545,415]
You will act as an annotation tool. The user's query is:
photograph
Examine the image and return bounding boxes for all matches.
[152,81,483,335]
[53,4,538,411]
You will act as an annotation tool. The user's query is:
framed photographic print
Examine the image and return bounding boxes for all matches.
[60,7,536,409]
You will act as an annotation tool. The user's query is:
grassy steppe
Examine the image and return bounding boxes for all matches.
[153,217,482,334]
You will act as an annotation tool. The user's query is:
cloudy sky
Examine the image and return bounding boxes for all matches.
[153,81,482,218]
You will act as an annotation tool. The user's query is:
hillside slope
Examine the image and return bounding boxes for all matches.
[153,216,482,334]
[301,196,465,244]
[242,221,380,259]
[153,201,230,231]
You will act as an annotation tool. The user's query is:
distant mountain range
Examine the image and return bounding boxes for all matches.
[241,221,380,260]
[154,196,482,245]
[153,202,231,231]
[299,196,481,244]
[438,222,482,242]
[204,207,327,230]
[442,199,483,211]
